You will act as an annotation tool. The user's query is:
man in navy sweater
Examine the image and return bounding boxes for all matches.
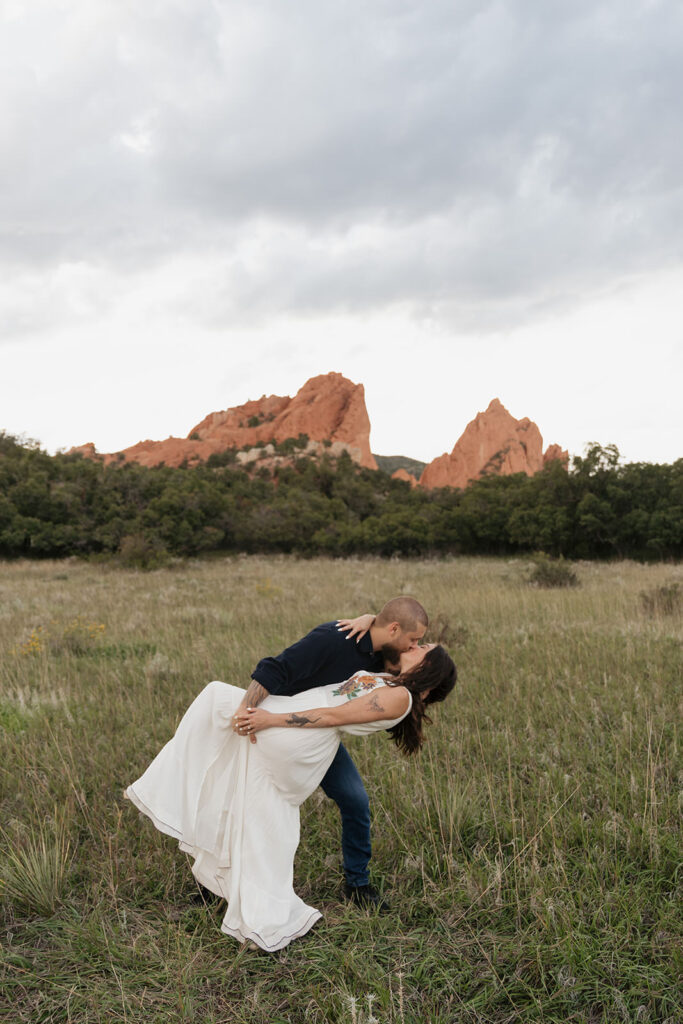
[233,596,428,911]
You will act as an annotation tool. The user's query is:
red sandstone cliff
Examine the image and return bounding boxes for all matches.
[73,373,377,470]
[419,399,568,490]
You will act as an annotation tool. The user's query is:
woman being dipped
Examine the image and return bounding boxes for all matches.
[125,643,456,952]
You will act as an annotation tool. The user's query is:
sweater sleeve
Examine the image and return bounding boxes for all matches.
[251,622,348,696]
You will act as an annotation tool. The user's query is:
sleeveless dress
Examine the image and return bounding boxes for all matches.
[125,671,412,952]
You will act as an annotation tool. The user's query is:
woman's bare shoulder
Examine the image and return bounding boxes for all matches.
[373,684,411,715]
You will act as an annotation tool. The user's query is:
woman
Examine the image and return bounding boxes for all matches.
[125,643,455,952]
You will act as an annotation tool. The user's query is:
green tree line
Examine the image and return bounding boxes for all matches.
[0,432,681,561]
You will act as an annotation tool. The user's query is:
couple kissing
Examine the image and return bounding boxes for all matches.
[125,596,456,952]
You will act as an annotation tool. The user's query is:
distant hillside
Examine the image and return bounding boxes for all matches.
[374,454,427,477]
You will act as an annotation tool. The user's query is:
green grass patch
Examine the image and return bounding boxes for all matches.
[0,555,681,1022]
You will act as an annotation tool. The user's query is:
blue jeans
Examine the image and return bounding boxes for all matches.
[319,742,371,887]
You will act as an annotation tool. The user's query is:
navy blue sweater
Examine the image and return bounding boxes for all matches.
[251,621,383,696]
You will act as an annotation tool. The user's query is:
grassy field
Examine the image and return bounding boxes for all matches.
[0,555,680,1023]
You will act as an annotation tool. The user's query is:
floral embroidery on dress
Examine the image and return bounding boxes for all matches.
[332,672,380,701]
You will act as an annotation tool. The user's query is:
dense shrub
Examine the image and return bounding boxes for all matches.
[528,554,579,588]
[117,533,170,570]
[0,432,681,561]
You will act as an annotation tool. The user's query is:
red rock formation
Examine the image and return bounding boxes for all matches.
[67,442,100,459]
[191,373,376,469]
[543,443,569,467]
[419,399,566,490]
[391,468,418,488]
[74,373,377,470]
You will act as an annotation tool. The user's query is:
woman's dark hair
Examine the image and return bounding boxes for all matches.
[387,645,456,755]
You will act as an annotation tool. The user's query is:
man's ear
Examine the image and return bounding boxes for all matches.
[388,621,400,637]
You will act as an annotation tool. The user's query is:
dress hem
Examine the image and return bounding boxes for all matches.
[124,784,322,951]
[124,786,184,844]
[220,909,322,952]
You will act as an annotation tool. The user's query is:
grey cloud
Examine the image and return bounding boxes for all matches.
[1,0,682,327]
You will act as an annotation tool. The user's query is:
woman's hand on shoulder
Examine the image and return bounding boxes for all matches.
[336,613,375,642]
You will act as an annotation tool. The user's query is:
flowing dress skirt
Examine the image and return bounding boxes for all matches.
[125,681,342,951]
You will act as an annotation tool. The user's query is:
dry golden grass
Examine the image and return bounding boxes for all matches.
[1,555,681,1023]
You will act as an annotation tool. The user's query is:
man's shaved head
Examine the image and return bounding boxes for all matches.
[375,597,428,632]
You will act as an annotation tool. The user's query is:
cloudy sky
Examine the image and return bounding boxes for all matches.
[2,0,681,465]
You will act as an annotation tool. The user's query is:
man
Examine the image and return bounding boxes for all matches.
[232,596,428,911]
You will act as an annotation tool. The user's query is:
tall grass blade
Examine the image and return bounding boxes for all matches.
[0,808,73,916]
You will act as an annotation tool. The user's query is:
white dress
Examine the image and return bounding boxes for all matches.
[125,671,412,952]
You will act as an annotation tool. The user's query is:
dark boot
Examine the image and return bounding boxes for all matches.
[343,882,390,914]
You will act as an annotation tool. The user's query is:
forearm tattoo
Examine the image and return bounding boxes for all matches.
[369,693,385,712]
[285,712,322,727]
[244,680,269,708]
